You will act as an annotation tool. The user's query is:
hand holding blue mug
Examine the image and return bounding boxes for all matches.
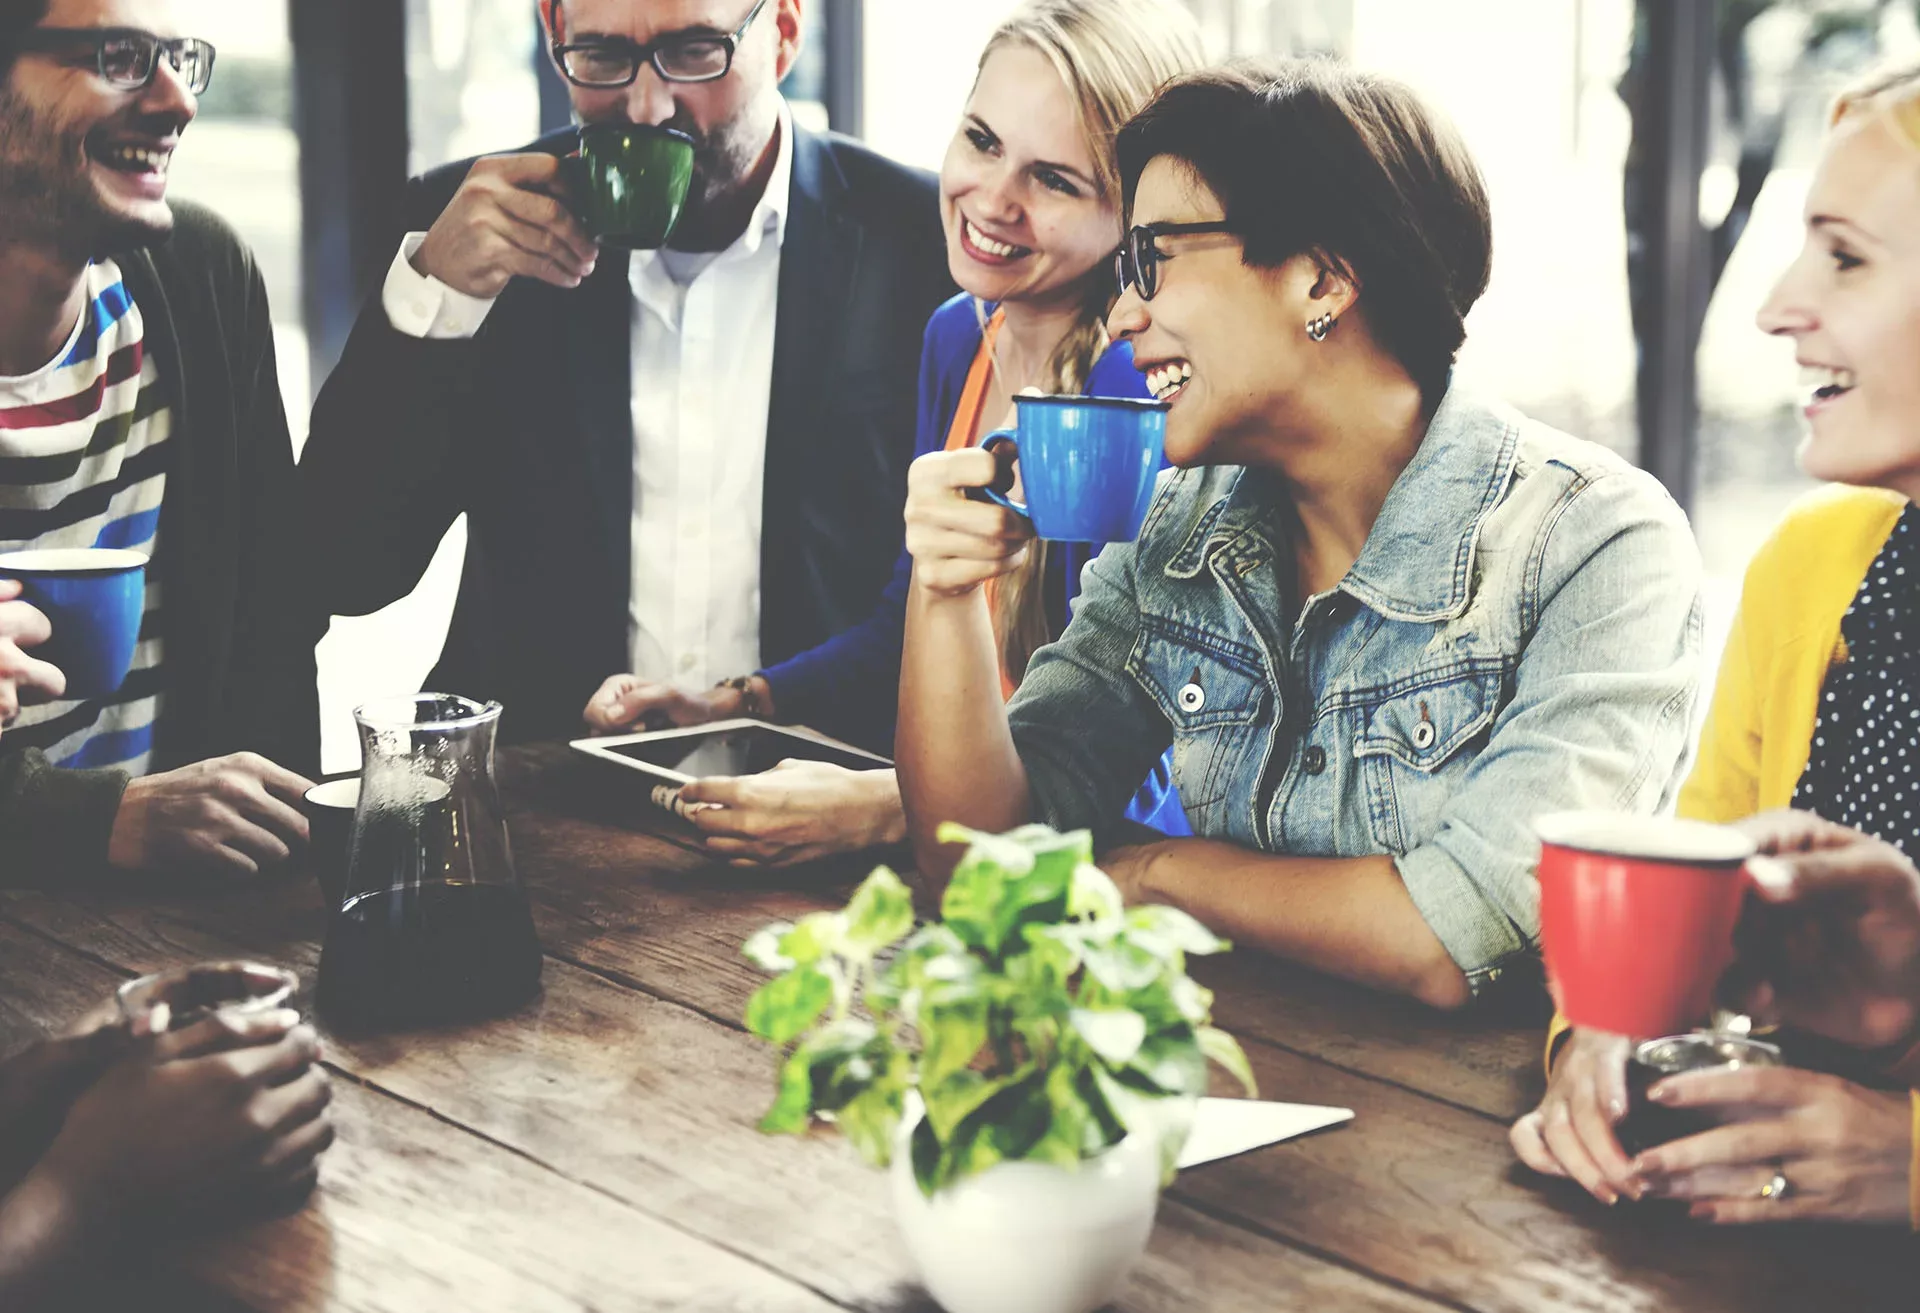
[903,448,1037,600]
[0,577,67,723]
[0,548,146,703]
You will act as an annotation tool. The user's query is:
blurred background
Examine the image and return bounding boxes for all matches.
[160,0,1920,771]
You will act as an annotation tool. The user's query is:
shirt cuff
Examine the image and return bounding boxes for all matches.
[381,233,498,340]
[1393,841,1530,996]
[0,749,130,885]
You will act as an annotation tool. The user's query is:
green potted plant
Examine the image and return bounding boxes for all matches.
[743,822,1256,1313]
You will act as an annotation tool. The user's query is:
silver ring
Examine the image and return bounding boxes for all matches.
[1758,1169,1791,1201]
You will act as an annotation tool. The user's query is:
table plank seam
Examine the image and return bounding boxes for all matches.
[515,804,713,858]
[0,908,143,984]
[541,943,761,1036]
[1162,1189,1485,1313]
[1228,1029,1517,1127]
[318,1061,866,1312]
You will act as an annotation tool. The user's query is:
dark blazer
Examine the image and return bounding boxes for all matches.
[302,123,953,745]
[0,200,323,880]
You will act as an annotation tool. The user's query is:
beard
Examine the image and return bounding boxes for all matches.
[665,96,779,214]
[0,87,176,260]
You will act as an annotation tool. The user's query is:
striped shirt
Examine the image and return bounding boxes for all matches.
[0,259,169,775]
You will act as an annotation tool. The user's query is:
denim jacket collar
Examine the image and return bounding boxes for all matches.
[1164,474,1251,579]
[1163,383,1520,623]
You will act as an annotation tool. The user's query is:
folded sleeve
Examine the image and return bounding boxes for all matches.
[1392,469,1705,989]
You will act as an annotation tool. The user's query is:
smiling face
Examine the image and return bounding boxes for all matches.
[939,42,1118,313]
[1757,112,1920,492]
[549,0,797,214]
[0,0,197,258]
[1106,155,1327,467]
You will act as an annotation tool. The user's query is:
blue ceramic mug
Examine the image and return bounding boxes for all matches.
[966,394,1169,543]
[0,548,147,700]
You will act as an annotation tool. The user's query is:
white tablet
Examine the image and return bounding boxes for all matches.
[569,718,892,786]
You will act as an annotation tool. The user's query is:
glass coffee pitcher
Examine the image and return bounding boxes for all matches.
[317,694,542,1029]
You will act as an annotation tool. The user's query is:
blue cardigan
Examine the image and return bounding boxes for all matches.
[762,293,1187,833]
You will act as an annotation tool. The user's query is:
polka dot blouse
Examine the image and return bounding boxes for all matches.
[1793,504,1920,855]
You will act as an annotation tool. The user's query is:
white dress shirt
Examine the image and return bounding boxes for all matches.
[380,109,793,694]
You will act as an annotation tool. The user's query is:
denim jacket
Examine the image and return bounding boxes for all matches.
[1007,383,1703,993]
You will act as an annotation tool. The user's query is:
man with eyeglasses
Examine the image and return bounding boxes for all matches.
[303,0,952,753]
[0,0,325,885]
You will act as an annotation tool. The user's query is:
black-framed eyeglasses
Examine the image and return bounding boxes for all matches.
[551,0,769,88]
[1114,221,1238,302]
[7,27,216,95]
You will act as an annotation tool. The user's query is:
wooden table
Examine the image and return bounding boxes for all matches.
[1,744,1912,1310]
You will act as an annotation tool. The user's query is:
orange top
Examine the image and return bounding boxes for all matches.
[943,308,1003,460]
[943,309,1018,700]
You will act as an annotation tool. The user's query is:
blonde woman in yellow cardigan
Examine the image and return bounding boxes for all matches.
[1512,62,1920,1224]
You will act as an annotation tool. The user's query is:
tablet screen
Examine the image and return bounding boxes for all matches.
[604,727,888,777]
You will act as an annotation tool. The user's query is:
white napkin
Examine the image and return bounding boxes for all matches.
[1175,1097,1354,1170]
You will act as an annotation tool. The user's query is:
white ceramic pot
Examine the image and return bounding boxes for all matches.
[890,1101,1162,1313]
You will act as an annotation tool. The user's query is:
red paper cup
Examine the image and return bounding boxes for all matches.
[1533,812,1755,1037]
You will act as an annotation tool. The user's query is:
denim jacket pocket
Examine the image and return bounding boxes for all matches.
[1353,660,1507,852]
[1128,616,1271,825]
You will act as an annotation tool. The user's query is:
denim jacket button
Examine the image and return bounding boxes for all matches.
[1178,682,1206,713]
[1412,722,1437,751]
[1302,745,1327,775]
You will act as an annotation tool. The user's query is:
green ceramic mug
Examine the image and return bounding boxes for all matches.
[570,122,696,249]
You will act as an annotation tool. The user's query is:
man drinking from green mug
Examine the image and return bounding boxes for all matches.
[0,0,325,882]
[302,1,953,757]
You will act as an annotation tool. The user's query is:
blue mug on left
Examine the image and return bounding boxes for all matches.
[966,394,1169,543]
[0,548,147,700]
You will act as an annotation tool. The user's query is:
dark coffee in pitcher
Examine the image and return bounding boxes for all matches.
[318,695,543,1030]
[318,882,542,1029]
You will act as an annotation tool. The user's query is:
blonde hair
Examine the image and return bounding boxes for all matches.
[974,0,1206,683]
[1832,61,1920,149]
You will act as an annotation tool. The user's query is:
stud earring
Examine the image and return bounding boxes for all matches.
[1306,313,1335,342]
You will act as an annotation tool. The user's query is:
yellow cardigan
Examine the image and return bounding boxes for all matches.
[1678,484,1908,821]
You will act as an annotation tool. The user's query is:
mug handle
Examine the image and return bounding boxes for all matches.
[555,149,591,226]
[962,431,1030,519]
[1744,854,1792,898]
